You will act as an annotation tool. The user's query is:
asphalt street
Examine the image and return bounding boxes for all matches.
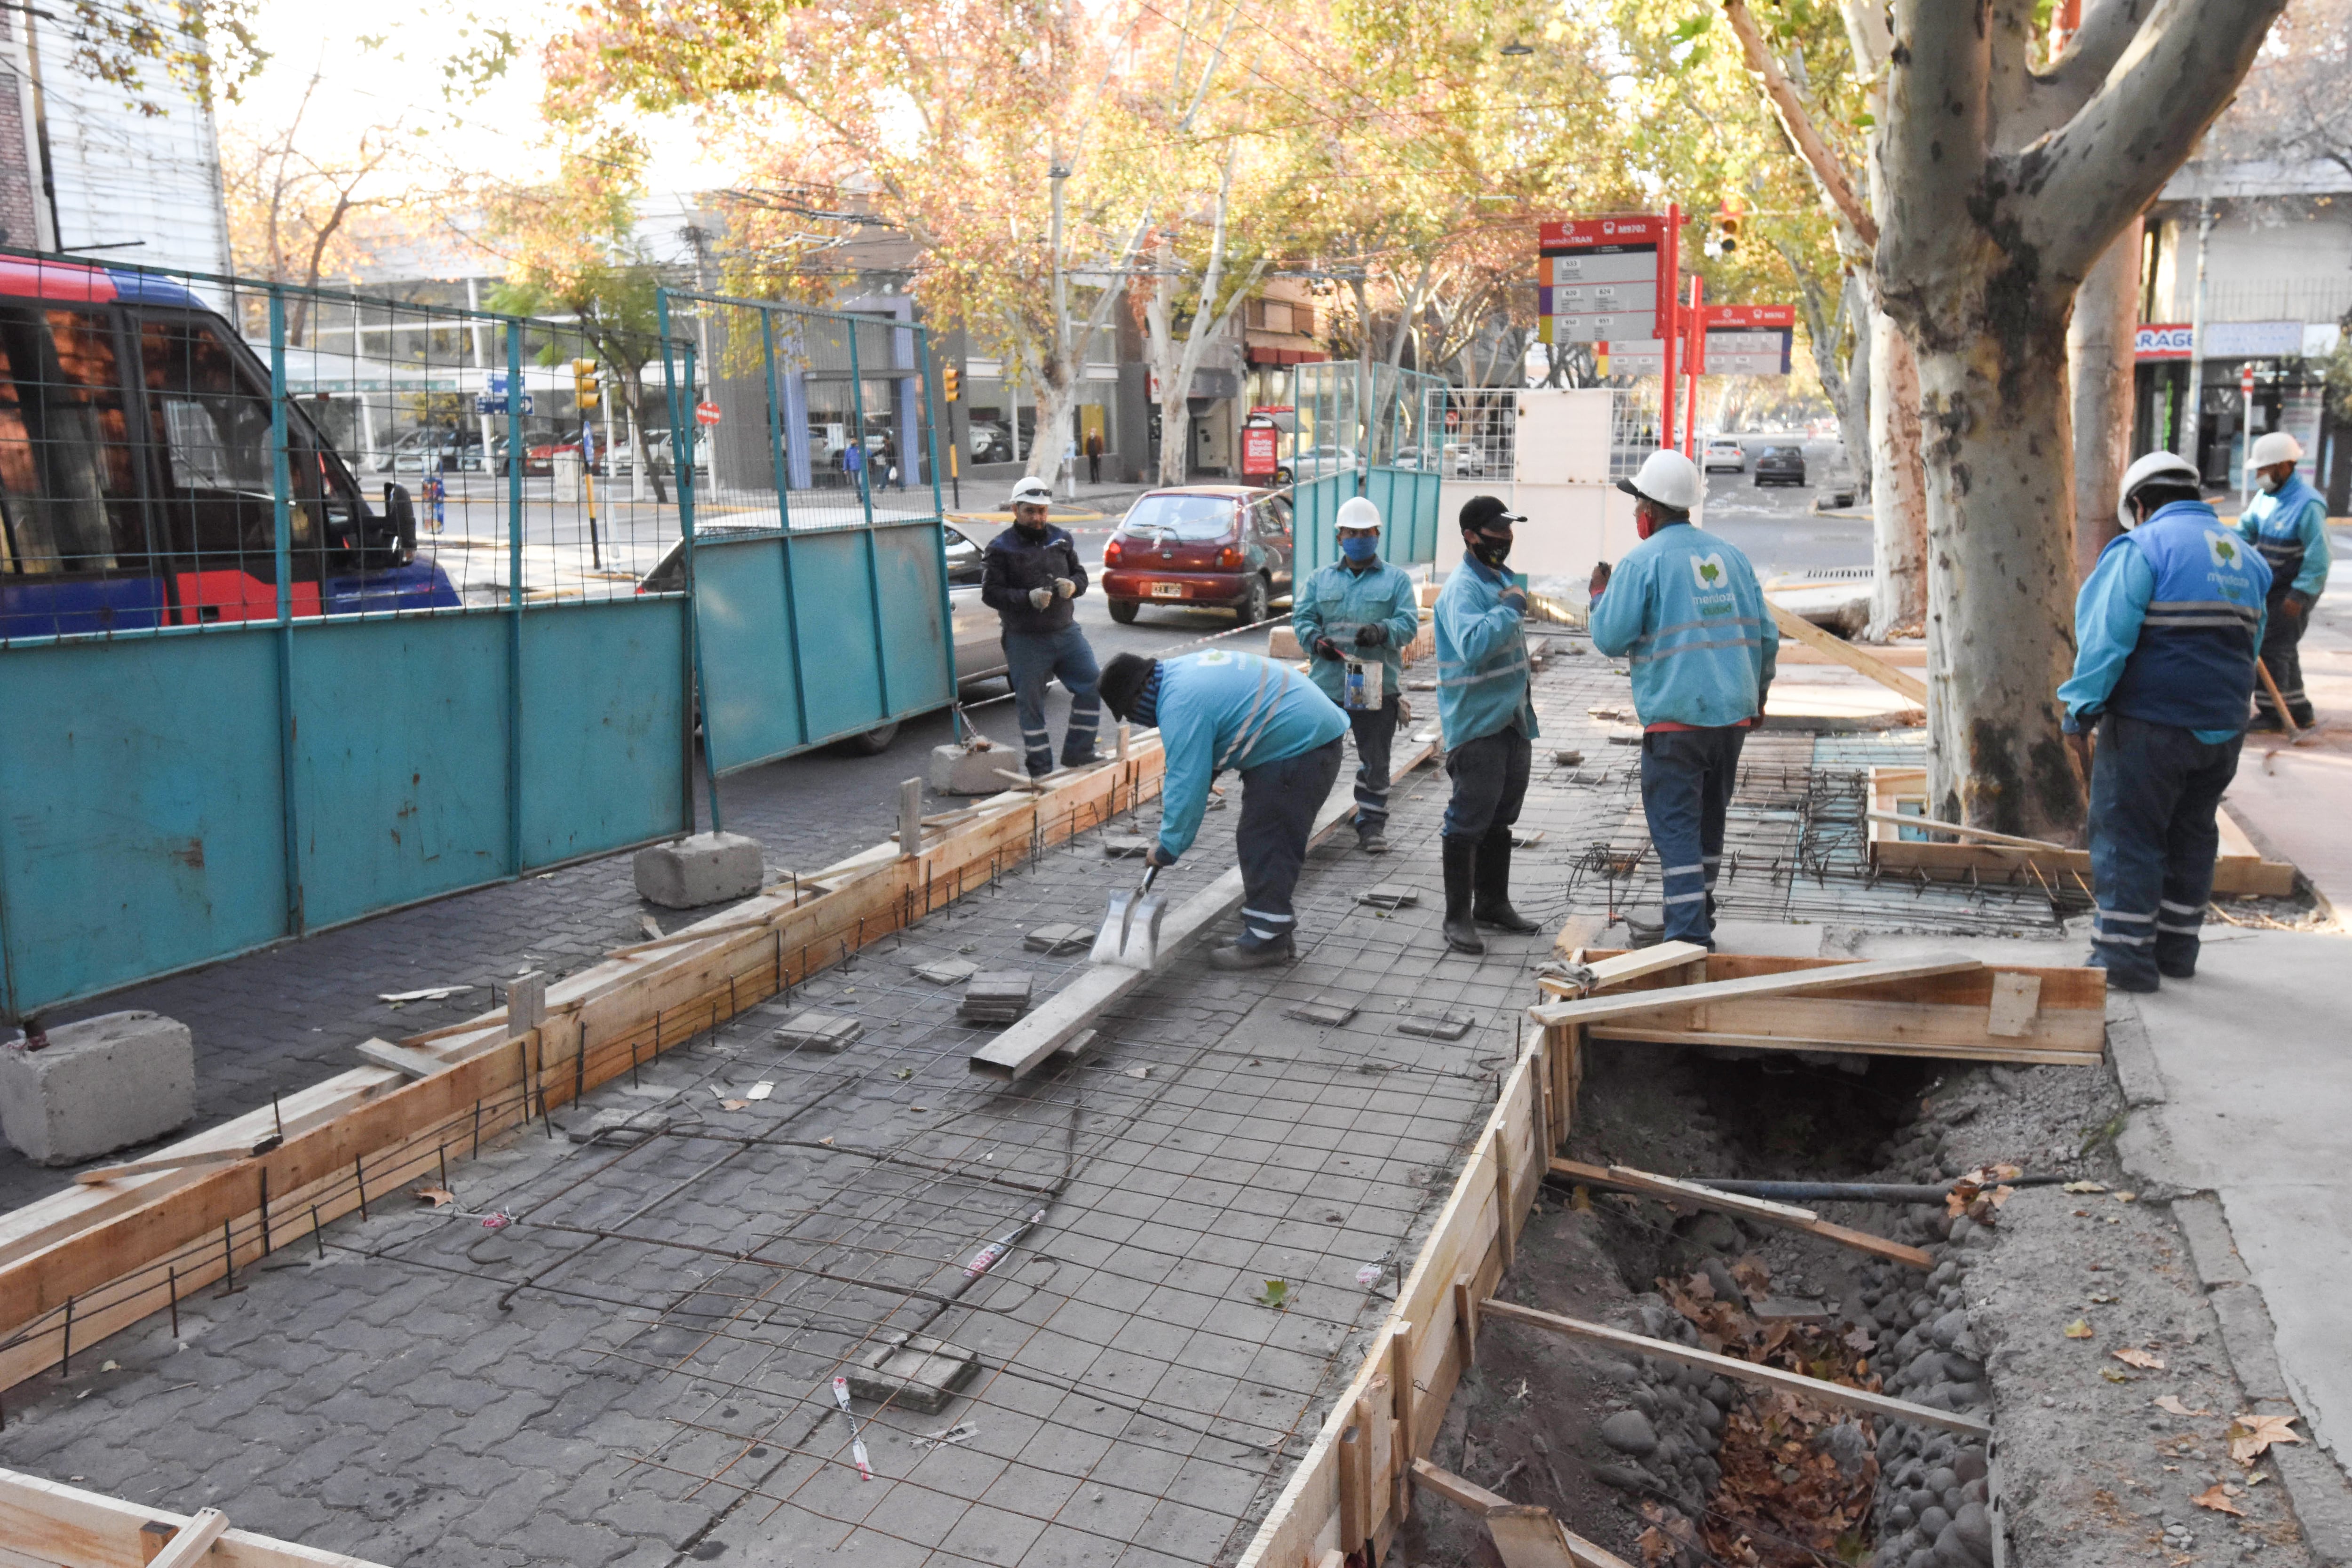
[1694,434,1872,576]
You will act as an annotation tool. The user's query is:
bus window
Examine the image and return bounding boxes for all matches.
[0,304,144,577]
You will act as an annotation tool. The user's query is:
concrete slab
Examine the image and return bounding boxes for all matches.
[632,831,764,909]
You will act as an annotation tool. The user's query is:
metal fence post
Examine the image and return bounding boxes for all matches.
[919,324,956,707]
[759,306,811,746]
[505,321,526,875]
[267,288,303,936]
[658,292,725,834]
[844,317,893,716]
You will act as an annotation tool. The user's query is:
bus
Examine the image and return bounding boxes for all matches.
[0,255,459,640]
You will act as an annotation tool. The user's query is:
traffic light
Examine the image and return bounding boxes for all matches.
[942,364,961,404]
[572,357,601,412]
[1715,202,1742,255]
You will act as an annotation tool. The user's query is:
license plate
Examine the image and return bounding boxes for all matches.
[1151,583,1184,598]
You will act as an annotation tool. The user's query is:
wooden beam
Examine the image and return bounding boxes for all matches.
[1865,810,2067,854]
[1581,1023,2099,1067]
[969,740,1437,1081]
[147,1508,230,1568]
[1527,952,1981,1027]
[1478,1297,1992,1437]
[1547,1158,1934,1270]
[0,1466,387,1567]
[352,1037,451,1081]
[73,1138,281,1186]
[1537,941,1708,999]
[1409,1462,1636,1568]
[1765,601,1929,705]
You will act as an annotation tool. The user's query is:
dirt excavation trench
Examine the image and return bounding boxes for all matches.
[1393,1037,2323,1568]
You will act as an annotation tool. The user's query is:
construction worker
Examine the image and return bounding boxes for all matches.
[983,475,1102,776]
[1588,450,1776,952]
[2059,451,2270,992]
[1434,496,1543,954]
[1097,649,1347,970]
[1291,495,1421,856]
[2236,430,2329,730]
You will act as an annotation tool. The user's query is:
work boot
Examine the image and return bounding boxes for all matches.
[1207,936,1293,971]
[1358,826,1389,856]
[1472,836,1541,933]
[1441,836,1484,954]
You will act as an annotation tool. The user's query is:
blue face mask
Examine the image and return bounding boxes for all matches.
[1340,535,1378,563]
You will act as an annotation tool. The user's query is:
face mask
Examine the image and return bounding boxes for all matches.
[1340,535,1378,563]
[1471,533,1512,569]
[2261,470,2287,494]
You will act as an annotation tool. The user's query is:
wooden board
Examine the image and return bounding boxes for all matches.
[0,1466,386,1567]
[1547,1159,1933,1270]
[1765,601,1930,704]
[1527,953,1982,1028]
[1478,1298,1993,1437]
[1409,1461,1636,1568]
[1866,765,2296,897]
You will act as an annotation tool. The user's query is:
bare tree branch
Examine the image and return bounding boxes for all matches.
[1722,0,1879,246]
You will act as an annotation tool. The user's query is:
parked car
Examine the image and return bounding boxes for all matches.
[1279,444,1358,486]
[966,421,1015,465]
[1754,444,1807,486]
[1702,438,1747,473]
[1100,486,1293,624]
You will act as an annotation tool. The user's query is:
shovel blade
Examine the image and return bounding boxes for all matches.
[1113,893,1168,971]
[1090,889,1138,964]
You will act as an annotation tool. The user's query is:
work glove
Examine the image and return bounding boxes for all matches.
[1027,586,1054,611]
[1053,577,1077,600]
[1145,844,1176,868]
[1355,623,1387,648]
[1589,560,1613,597]
[1498,586,1529,616]
[2283,589,2313,621]
[1312,637,1344,662]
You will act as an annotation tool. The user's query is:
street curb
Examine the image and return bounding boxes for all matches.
[2102,996,2167,1109]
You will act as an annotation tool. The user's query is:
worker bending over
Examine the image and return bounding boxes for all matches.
[1097,650,1347,970]
[1589,450,1776,951]
[2059,452,2270,992]
[1292,495,1421,856]
[1433,496,1544,953]
[2236,430,2329,730]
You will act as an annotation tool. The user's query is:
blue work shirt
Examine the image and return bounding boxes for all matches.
[1434,556,1539,746]
[2235,472,2330,601]
[1290,558,1421,704]
[1589,520,1777,728]
[1152,650,1348,861]
[2059,500,2269,741]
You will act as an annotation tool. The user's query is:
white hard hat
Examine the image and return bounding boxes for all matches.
[2116,450,2201,520]
[1616,449,1703,513]
[2249,430,2304,469]
[1007,476,1054,508]
[1335,495,1382,532]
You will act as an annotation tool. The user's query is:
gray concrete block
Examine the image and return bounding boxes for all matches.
[929,742,1017,796]
[0,1010,196,1165]
[631,832,763,909]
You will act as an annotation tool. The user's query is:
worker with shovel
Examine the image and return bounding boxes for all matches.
[1097,649,1347,970]
[2236,430,2329,731]
[2060,452,2270,991]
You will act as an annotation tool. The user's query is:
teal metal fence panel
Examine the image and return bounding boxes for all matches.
[1367,466,1444,564]
[1290,473,1351,579]
[518,601,689,866]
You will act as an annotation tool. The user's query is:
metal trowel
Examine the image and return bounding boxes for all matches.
[1090,864,1167,970]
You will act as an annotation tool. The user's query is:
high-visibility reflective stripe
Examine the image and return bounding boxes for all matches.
[1662,890,1707,905]
[2157,920,2202,935]
[2095,930,2153,947]
[1240,908,1294,923]
[1631,614,1763,648]
[1436,659,1530,689]
[2096,907,2154,923]
[1628,636,1762,665]
[2160,899,2201,915]
[1662,863,1704,877]
[1245,926,1284,942]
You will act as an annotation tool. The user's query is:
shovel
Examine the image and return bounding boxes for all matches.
[2255,659,2324,754]
[1090,864,1167,971]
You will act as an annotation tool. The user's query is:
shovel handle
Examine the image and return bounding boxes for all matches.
[1136,864,1160,895]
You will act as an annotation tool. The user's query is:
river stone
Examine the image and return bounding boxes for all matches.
[1600,1409,1659,1456]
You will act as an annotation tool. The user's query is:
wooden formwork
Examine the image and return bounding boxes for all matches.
[1866,765,2295,897]
[0,1465,387,1567]
[0,741,1169,1398]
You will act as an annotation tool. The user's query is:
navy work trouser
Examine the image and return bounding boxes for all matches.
[1003,626,1102,775]
[2256,594,2315,727]
[2087,713,2241,985]
[1346,694,1400,835]
[1442,726,1531,844]
[1639,725,1748,949]
[1233,738,1345,952]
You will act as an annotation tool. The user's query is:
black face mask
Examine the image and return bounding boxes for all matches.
[1470,533,1512,569]
[1015,517,1048,540]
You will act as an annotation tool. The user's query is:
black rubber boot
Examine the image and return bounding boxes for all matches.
[1473,835,1541,932]
[1441,836,1484,954]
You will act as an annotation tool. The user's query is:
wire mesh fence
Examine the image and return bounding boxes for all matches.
[1418,385,1522,482]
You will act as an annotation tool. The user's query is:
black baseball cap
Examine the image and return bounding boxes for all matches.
[1458,495,1525,533]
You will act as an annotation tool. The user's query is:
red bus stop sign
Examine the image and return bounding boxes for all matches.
[695,401,721,427]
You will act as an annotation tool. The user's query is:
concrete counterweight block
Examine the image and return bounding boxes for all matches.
[929,743,1016,796]
[0,1011,196,1166]
[633,831,765,909]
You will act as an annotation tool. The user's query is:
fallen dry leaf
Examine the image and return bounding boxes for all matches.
[2063,1179,2109,1194]
[817,1135,834,1146]
[2113,1348,2166,1370]
[2228,1413,2305,1463]
[413,1186,456,1209]
[719,1099,750,1111]
[2155,1396,2212,1417]
[2101,1368,2133,1383]
[2064,1318,2096,1339]
[2193,1483,2247,1517]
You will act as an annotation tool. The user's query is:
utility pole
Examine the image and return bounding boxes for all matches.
[1049,157,1070,484]
[2177,197,2213,472]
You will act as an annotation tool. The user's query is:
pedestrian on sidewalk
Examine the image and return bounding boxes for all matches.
[1433,495,1545,954]
[1085,427,1104,484]
[1588,451,1776,953]
[842,437,867,502]
[1292,494,1420,856]
[984,475,1103,776]
[2060,452,2271,992]
[1097,648,1347,970]
[2236,430,2328,730]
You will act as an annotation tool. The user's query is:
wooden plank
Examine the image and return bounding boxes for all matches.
[1536,941,1709,1000]
[72,1138,281,1186]
[1985,974,2042,1039]
[1583,1024,2098,1067]
[1478,1297,1992,1436]
[1863,809,2067,854]
[1547,1159,1934,1270]
[0,1467,388,1567]
[353,1038,449,1080]
[970,739,1437,1081]
[1586,994,2101,1053]
[146,1510,229,1568]
[1765,601,1929,704]
[1408,1464,1636,1568]
[1527,952,1982,1027]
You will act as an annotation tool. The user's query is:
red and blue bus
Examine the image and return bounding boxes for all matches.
[0,255,459,640]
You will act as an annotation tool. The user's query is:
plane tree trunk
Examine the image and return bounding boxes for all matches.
[2069,219,2142,581]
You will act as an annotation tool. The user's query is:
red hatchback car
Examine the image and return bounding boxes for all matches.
[1101,486,1294,624]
